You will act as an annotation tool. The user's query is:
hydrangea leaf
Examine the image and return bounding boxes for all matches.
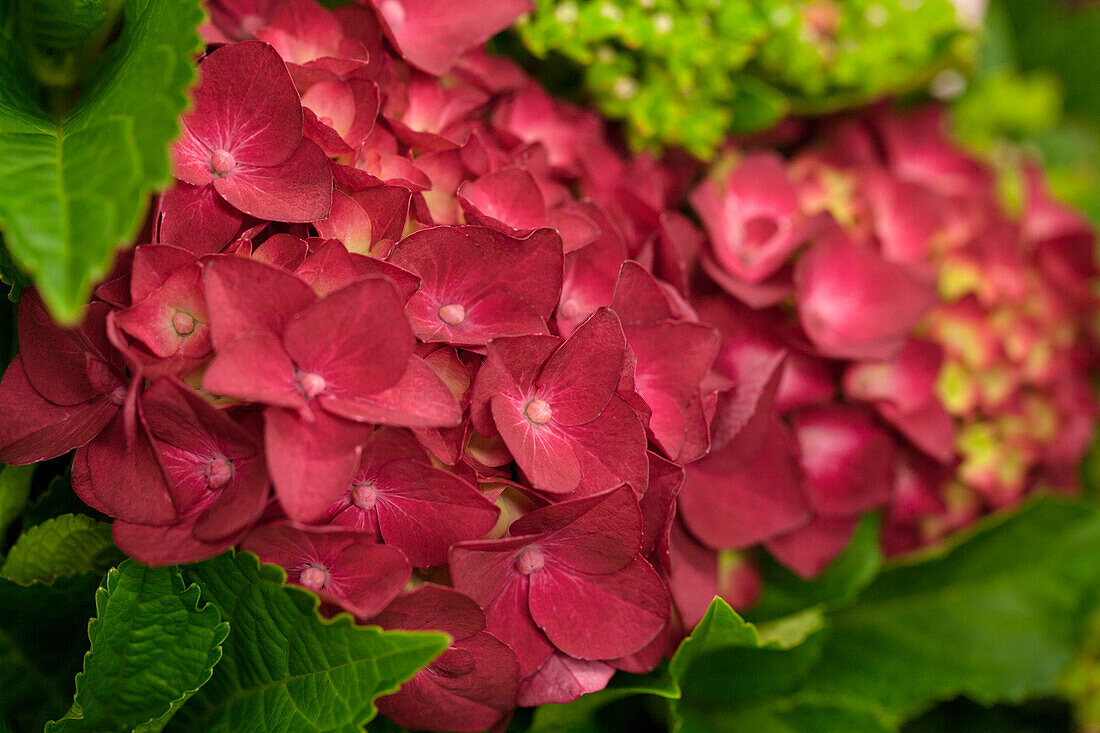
[170,551,450,733]
[0,572,101,731]
[46,561,228,733]
[21,475,108,529]
[667,599,873,733]
[0,0,203,322]
[800,497,1100,717]
[1,513,121,584]
[749,513,883,622]
[0,464,34,540]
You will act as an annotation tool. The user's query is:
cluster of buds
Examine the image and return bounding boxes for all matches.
[674,105,1099,623]
[0,0,1095,727]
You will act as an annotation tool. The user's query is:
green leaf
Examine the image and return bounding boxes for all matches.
[750,512,883,622]
[0,0,202,322]
[800,497,1100,717]
[46,561,228,732]
[0,572,100,731]
[1,513,121,584]
[171,551,450,732]
[22,473,107,528]
[667,599,848,732]
[0,463,33,540]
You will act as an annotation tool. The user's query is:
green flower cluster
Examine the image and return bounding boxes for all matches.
[512,0,975,156]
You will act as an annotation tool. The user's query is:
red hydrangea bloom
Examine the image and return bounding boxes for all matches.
[316,428,499,566]
[470,309,649,496]
[242,523,410,617]
[449,487,670,677]
[171,41,333,223]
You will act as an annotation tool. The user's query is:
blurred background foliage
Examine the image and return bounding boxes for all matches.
[506,0,975,156]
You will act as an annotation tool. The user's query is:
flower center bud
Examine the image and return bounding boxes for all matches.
[379,0,406,25]
[210,149,236,176]
[172,311,195,336]
[299,565,328,591]
[438,303,466,325]
[298,371,327,399]
[524,398,552,425]
[204,456,234,489]
[514,547,545,575]
[559,298,581,320]
[350,482,378,510]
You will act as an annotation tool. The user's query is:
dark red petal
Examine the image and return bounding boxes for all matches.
[321,354,462,427]
[515,652,614,707]
[527,556,669,660]
[0,357,117,465]
[766,514,859,579]
[377,632,518,733]
[113,518,233,567]
[156,182,244,256]
[202,332,305,409]
[369,0,533,75]
[679,419,810,550]
[214,138,333,222]
[264,406,372,521]
[490,393,582,494]
[537,308,625,426]
[373,458,500,567]
[203,255,316,349]
[183,41,303,166]
[373,583,485,639]
[283,277,413,397]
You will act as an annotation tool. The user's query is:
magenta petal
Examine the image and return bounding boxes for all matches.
[640,452,683,560]
[457,167,547,237]
[72,411,176,525]
[18,294,107,405]
[373,459,500,567]
[113,518,233,566]
[491,393,582,494]
[843,339,944,414]
[283,277,414,398]
[157,182,244,255]
[0,357,118,464]
[202,332,305,409]
[516,652,615,707]
[321,354,462,427]
[527,556,669,660]
[510,486,642,574]
[766,514,859,579]
[537,308,625,426]
[191,457,269,543]
[370,0,533,75]
[184,40,303,166]
[214,138,333,222]
[114,264,209,359]
[377,632,519,732]
[679,420,810,550]
[374,583,485,638]
[795,230,936,360]
[792,406,896,517]
[450,538,555,677]
[562,396,649,496]
[203,256,316,349]
[329,541,411,617]
[264,406,372,521]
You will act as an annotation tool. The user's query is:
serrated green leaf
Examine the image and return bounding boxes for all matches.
[1,513,121,584]
[0,572,100,731]
[750,512,883,622]
[0,463,33,540]
[0,0,202,322]
[668,599,837,733]
[46,561,228,733]
[800,497,1100,717]
[170,551,450,733]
